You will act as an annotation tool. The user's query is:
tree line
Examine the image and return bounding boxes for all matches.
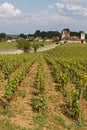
[0,33,6,41]
[20,30,60,39]
[0,29,87,41]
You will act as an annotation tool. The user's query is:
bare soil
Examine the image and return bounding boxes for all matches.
[0,61,87,130]
[8,62,39,129]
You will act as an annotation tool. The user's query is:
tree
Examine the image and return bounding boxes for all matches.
[34,30,41,37]
[0,33,6,41]
[17,39,31,53]
[52,37,58,42]
[41,31,46,39]
[33,44,39,52]
[70,31,79,37]
[19,33,26,39]
[33,30,60,39]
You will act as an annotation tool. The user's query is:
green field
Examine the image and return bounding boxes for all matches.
[46,43,87,59]
[0,42,17,49]
[0,43,87,130]
[0,41,54,50]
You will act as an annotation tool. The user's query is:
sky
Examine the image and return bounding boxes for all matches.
[0,0,87,34]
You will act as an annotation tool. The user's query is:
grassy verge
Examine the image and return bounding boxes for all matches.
[0,42,17,49]
[0,41,55,50]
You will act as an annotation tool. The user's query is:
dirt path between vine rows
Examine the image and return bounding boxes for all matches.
[0,61,87,130]
[44,63,77,130]
[0,61,27,102]
[8,62,39,129]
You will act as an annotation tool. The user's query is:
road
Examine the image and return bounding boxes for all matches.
[0,44,59,54]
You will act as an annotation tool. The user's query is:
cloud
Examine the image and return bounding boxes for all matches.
[48,0,87,19]
[0,1,87,33]
[0,2,21,17]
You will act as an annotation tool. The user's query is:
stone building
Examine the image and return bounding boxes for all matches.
[79,31,85,43]
[61,29,70,40]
